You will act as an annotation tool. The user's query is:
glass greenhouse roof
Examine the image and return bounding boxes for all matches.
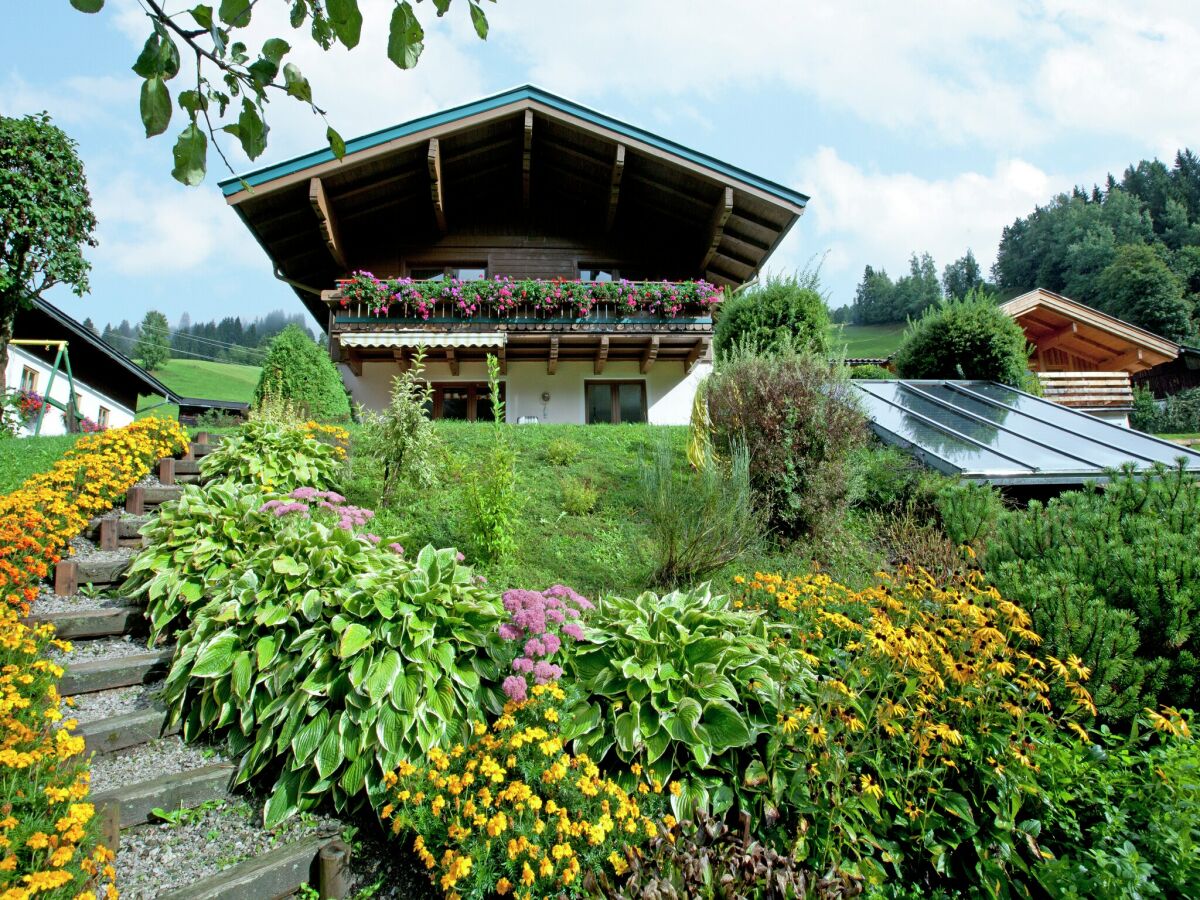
[853,380,1200,486]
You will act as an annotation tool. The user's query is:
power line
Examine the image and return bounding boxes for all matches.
[136,323,270,357]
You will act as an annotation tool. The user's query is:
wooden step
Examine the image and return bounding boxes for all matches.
[25,606,144,640]
[85,515,150,542]
[81,705,179,755]
[61,649,172,696]
[157,835,348,900]
[93,763,233,827]
[125,484,184,514]
[190,443,217,459]
[173,458,201,476]
[55,553,133,593]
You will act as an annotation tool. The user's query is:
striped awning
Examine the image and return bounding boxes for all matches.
[338,332,506,349]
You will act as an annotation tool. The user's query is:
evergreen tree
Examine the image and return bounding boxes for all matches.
[82,317,98,335]
[1096,245,1191,340]
[942,250,984,300]
[133,310,171,371]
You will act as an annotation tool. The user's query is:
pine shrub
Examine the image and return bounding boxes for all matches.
[253,324,351,422]
[892,289,1030,385]
[713,273,830,359]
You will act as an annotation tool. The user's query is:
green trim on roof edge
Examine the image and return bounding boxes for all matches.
[219,85,809,208]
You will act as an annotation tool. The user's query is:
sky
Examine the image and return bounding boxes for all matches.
[4,1,1200,335]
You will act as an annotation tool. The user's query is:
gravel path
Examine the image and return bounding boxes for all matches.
[114,797,341,900]
[69,683,162,723]
[89,736,221,794]
[33,585,135,614]
[51,635,156,664]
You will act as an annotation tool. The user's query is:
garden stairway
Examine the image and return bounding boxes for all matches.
[29,434,353,900]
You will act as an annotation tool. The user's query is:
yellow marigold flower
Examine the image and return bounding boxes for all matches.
[521,861,536,885]
[496,876,512,895]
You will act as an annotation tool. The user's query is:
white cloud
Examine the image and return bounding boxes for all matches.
[782,147,1060,286]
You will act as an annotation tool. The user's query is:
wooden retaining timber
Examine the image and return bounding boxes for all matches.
[80,706,180,755]
[86,514,150,542]
[158,834,346,900]
[54,554,133,594]
[25,606,145,640]
[60,649,173,696]
[92,763,234,827]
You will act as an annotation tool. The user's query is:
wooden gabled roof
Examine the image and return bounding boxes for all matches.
[1001,288,1180,374]
[221,86,808,322]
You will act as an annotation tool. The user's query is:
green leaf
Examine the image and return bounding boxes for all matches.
[191,630,238,678]
[338,623,372,658]
[327,126,346,161]
[273,556,306,576]
[70,0,105,11]
[939,790,978,828]
[386,2,424,69]
[231,651,253,699]
[326,0,363,48]
[255,634,278,669]
[282,63,312,103]
[218,0,251,27]
[178,90,208,115]
[263,770,300,828]
[315,727,342,779]
[614,710,638,754]
[140,76,172,137]
[261,37,291,64]
[376,705,405,756]
[366,651,402,705]
[742,758,768,788]
[468,2,488,39]
[171,124,208,186]
[190,5,214,29]
[290,710,328,762]
[699,699,752,751]
[664,697,702,742]
[431,0,450,14]
[233,99,268,160]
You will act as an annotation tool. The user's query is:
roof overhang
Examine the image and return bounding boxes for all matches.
[220,86,808,324]
[339,331,506,349]
[1002,288,1179,373]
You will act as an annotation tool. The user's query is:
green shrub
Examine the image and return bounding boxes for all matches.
[1033,712,1200,898]
[984,463,1200,720]
[1131,385,1164,432]
[462,356,518,562]
[706,348,867,538]
[253,324,351,422]
[354,348,439,505]
[848,363,894,379]
[199,419,347,492]
[713,272,831,359]
[122,481,505,826]
[640,439,763,587]
[931,478,1004,546]
[545,436,583,466]
[892,289,1030,385]
[561,583,804,820]
[1133,385,1200,434]
[846,444,927,514]
[561,475,598,515]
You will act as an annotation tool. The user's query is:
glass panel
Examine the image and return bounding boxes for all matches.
[440,388,470,420]
[579,268,613,282]
[617,383,645,423]
[454,267,487,281]
[587,384,613,424]
[409,268,445,282]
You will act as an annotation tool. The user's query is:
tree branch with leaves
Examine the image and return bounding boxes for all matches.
[70,0,494,186]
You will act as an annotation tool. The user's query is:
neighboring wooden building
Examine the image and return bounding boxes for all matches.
[6,300,178,436]
[220,86,808,424]
[1132,346,1200,398]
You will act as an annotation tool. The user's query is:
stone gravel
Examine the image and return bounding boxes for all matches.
[89,736,222,795]
[113,797,341,900]
[33,585,135,614]
[68,683,162,723]
[50,634,157,664]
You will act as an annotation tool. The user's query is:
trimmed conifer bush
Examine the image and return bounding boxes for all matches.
[892,289,1030,385]
[253,324,351,422]
[713,273,830,358]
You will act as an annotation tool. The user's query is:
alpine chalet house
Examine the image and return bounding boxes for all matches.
[220,87,807,424]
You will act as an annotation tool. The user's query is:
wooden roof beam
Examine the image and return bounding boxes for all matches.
[1098,347,1144,370]
[548,336,559,375]
[685,337,710,374]
[1035,321,1078,354]
[345,348,363,377]
[640,336,660,374]
[523,110,533,211]
[427,138,447,233]
[594,335,609,374]
[308,176,347,270]
[606,144,625,232]
[700,187,734,272]
[496,345,507,375]
[446,346,459,376]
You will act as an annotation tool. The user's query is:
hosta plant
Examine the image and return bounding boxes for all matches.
[199,418,348,492]
[561,584,806,819]
[122,481,505,826]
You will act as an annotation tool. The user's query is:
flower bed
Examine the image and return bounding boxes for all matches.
[0,417,187,899]
[335,272,724,320]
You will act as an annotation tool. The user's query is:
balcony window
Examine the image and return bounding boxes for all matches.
[578,267,615,282]
[408,264,488,281]
[586,381,646,424]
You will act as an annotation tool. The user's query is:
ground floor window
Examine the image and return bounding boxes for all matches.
[427,382,505,421]
[585,381,646,424]
[19,366,37,393]
[97,406,110,428]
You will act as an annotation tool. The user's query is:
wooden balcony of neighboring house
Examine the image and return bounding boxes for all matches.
[1038,370,1135,426]
[323,280,715,376]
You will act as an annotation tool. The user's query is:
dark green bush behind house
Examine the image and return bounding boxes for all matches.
[984,463,1200,721]
[253,324,351,422]
[892,289,1030,385]
[1131,385,1200,434]
[713,273,830,359]
[706,349,866,538]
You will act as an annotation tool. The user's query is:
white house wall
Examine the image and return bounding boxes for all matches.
[339,358,711,425]
[5,345,136,436]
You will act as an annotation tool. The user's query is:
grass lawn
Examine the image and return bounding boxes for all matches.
[149,359,262,402]
[1158,433,1200,442]
[828,322,906,358]
[0,434,81,492]
[347,422,890,600]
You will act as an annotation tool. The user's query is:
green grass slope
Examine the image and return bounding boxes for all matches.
[829,322,907,358]
[0,435,81,493]
[153,359,262,403]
